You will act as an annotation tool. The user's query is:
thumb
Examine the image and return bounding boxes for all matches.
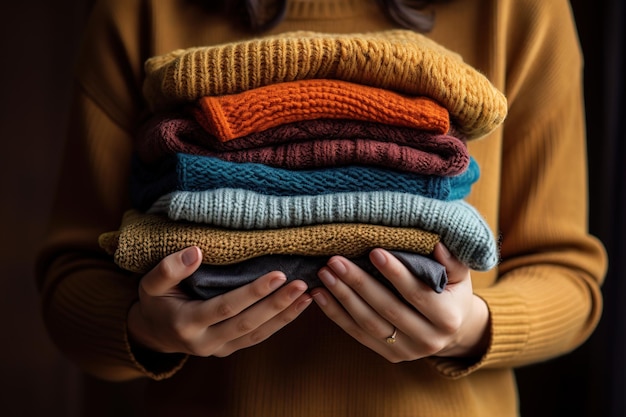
[140,246,203,296]
[432,243,468,284]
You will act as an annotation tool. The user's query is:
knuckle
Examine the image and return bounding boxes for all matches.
[215,301,235,319]
[249,280,268,299]
[360,317,382,335]
[274,308,295,325]
[404,288,427,306]
[421,338,446,356]
[153,258,175,278]
[190,337,223,357]
[440,316,463,335]
[347,273,367,290]
[381,306,402,323]
[212,346,233,358]
[170,318,190,338]
[235,318,254,334]
[268,294,290,311]
[334,290,352,304]
[247,329,268,344]
[345,323,366,340]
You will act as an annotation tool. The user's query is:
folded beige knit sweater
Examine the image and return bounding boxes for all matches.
[99,210,440,273]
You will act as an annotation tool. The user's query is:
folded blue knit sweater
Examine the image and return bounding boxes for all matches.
[148,188,498,271]
[131,153,480,211]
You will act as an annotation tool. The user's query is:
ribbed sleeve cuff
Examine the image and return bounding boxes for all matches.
[427,288,529,378]
[426,263,602,378]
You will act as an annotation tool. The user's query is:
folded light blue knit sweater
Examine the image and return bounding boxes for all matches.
[131,153,480,211]
[148,188,498,271]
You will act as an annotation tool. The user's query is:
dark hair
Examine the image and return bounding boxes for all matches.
[214,0,450,33]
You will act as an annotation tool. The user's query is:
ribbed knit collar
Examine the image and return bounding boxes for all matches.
[286,0,378,20]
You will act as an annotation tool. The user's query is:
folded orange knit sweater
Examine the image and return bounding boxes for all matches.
[192,79,449,141]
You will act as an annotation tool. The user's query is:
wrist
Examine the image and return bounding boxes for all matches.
[463,295,491,357]
[440,295,491,359]
[127,301,158,352]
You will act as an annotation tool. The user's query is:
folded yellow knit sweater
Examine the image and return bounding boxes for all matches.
[99,210,440,273]
[143,29,507,139]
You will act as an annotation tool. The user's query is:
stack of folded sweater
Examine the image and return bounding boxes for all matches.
[99,29,507,299]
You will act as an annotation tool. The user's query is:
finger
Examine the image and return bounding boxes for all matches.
[141,246,203,296]
[317,264,395,340]
[326,254,424,328]
[200,280,308,352]
[210,279,308,331]
[369,248,438,296]
[215,292,313,356]
[190,270,289,327]
[311,287,413,362]
[336,251,445,339]
[432,243,470,284]
[372,247,470,333]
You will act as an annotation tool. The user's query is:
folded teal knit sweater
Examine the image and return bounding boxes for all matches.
[131,153,480,211]
[148,188,498,271]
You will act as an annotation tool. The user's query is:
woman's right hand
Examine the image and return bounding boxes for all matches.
[127,246,312,357]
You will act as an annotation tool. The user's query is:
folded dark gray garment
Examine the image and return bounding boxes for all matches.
[181,250,447,299]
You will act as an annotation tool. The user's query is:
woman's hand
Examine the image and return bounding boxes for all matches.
[310,243,490,362]
[127,246,312,357]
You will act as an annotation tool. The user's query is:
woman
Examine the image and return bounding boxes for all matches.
[36,0,607,415]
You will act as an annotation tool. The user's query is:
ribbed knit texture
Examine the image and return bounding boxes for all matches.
[98,210,440,273]
[130,153,480,211]
[143,29,507,139]
[183,251,448,299]
[192,79,449,141]
[148,189,498,271]
[136,114,469,175]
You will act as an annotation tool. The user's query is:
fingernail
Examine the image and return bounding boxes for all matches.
[311,290,327,306]
[296,296,313,312]
[328,259,347,276]
[182,246,199,266]
[370,249,386,266]
[289,285,306,300]
[269,276,286,291]
[318,268,337,286]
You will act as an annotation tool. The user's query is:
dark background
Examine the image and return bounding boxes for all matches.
[0,1,623,416]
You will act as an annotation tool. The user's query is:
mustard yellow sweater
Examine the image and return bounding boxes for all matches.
[36,0,607,416]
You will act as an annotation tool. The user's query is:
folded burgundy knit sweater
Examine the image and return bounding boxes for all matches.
[135,114,469,175]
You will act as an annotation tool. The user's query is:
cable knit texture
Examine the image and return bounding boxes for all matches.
[130,153,480,211]
[135,114,469,174]
[143,29,507,139]
[99,210,440,273]
[148,189,499,271]
[192,79,450,141]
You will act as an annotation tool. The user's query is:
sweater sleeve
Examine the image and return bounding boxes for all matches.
[35,90,188,381]
[430,0,607,377]
[35,0,188,381]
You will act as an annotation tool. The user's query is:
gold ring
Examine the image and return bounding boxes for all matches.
[386,328,398,344]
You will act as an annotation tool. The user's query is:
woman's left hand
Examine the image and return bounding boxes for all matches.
[310,243,491,362]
